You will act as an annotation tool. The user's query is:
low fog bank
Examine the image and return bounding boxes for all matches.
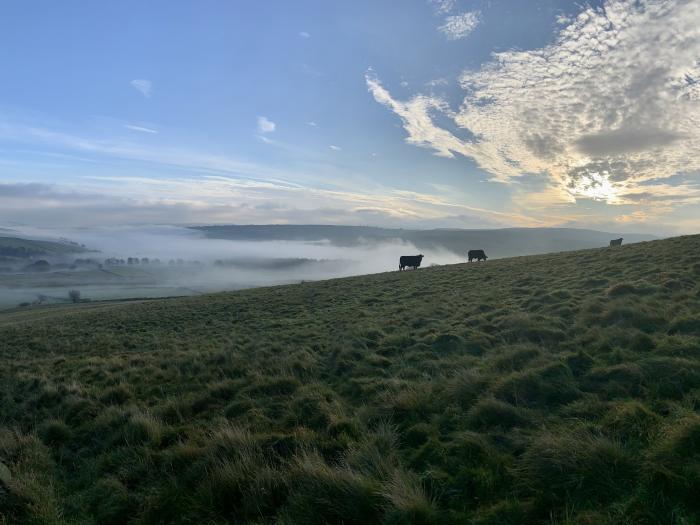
[0,225,462,308]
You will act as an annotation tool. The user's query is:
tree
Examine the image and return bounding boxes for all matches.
[68,290,81,303]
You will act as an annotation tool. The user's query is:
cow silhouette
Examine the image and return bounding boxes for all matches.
[399,254,424,270]
[468,249,488,262]
[609,238,623,247]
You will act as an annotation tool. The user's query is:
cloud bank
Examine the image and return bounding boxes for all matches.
[0,178,535,230]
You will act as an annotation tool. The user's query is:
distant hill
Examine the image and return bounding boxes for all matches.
[192,225,656,258]
[0,236,87,258]
[1,234,699,524]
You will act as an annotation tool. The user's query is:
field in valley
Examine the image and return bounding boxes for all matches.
[1,235,700,524]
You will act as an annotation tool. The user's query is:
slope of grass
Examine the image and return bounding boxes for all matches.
[1,235,700,524]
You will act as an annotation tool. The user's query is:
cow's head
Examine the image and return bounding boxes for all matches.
[419,254,424,259]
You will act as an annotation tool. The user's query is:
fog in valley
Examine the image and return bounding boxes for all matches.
[0,225,463,309]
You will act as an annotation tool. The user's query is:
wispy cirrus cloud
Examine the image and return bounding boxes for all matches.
[130,79,152,98]
[0,120,287,180]
[438,11,480,40]
[369,0,700,213]
[0,104,542,228]
[124,124,157,134]
[0,174,539,229]
[0,119,530,229]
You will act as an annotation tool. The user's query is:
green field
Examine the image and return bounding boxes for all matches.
[1,235,700,524]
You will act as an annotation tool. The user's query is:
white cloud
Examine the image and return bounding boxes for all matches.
[130,79,152,98]
[366,71,475,160]
[329,145,341,151]
[369,0,700,210]
[124,124,157,134]
[429,0,456,15]
[299,31,311,38]
[256,116,276,134]
[306,121,317,127]
[438,11,480,40]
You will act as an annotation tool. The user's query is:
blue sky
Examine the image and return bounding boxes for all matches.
[1,0,699,233]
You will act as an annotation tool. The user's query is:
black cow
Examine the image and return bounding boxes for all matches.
[609,238,623,247]
[468,249,488,262]
[399,254,424,271]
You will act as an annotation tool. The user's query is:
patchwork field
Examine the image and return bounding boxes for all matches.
[1,235,700,524]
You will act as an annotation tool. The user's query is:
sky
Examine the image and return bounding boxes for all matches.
[1,0,699,235]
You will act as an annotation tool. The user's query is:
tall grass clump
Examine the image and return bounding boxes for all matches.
[646,415,700,512]
[283,452,384,525]
[516,429,636,508]
[382,470,440,525]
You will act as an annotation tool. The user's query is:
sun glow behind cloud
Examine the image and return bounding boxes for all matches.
[569,172,619,203]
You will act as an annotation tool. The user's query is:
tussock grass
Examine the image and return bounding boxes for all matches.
[646,415,700,512]
[601,401,661,444]
[516,429,635,506]
[2,234,700,523]
[466,397,531,430]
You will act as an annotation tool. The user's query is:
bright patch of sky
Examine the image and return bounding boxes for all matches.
[1,0,699,234]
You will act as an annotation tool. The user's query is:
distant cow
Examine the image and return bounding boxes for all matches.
[609,238,623,247]
[399,254,424,271]
[468,249,488,262]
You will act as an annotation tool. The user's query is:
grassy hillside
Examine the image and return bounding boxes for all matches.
[1,235,700,524]
[0,236,86,258]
